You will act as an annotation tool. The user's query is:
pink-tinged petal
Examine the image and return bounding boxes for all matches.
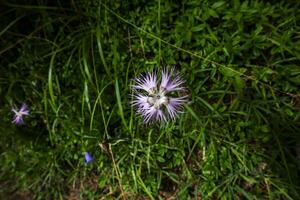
[19,104,29,115]
[12,116,24,125]
[11,103,30,125]
[166,96,188,119]
[166,104,178,119]
[169,96,188,106]
[160,68,185,93]
[142,106,166,124]
[132,94,150,111]
[156,109,166,122]
[142,106,155,123]
[11,108,18,114]
[133,72,157,94]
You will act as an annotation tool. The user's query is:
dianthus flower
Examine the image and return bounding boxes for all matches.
[132,67,188,123]
[12,103,29,125]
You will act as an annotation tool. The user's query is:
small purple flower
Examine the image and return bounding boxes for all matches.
[12,103,29,125]
[132,67,188,123]
[84,152,93,163]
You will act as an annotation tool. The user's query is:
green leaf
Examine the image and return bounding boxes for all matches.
[219,66,240,77]
[208,9,219,18]
[233,76,245,96]
[191,24,206,32]
[212,1,226,9]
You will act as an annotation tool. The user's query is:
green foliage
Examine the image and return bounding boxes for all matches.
[1,0,300,199]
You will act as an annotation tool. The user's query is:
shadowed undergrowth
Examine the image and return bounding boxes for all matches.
[1,0,300,199]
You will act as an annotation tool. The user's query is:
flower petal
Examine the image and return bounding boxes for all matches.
[19,104,29,115]
[133,71,157,94]
[11,103,29,125]
[160,68,185,93]
[85,152,93,163]
[12,116,24,125]
[132,94,151,112]
[166,96,188,119]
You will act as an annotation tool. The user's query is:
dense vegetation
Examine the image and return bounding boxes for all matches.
[1,0,300,199]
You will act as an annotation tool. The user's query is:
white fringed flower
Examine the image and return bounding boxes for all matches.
[131,67,188,124]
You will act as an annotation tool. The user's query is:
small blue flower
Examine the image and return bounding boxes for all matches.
[84,152,93,163]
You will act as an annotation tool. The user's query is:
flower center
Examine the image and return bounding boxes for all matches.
[16,112,22,117]
[147,92,168,109]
